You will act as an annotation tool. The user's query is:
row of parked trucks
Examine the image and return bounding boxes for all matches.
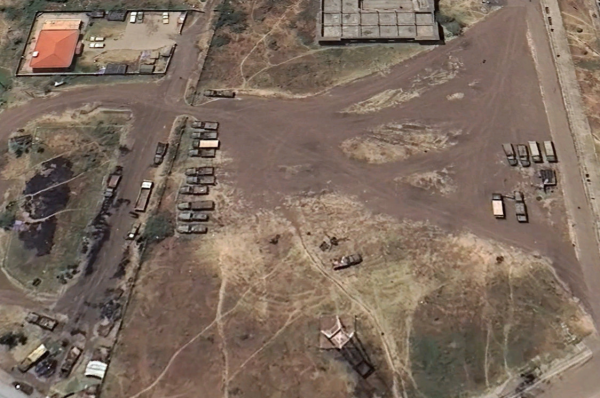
[492,192,528,222]
[502,141,556,167]
[189,121,220,158]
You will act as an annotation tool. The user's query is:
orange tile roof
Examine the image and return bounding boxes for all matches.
[30,29,79,70]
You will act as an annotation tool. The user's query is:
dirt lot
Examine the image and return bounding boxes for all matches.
[197,0,500,98]
[0,107,131,294]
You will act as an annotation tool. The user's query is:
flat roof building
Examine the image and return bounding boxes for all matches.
[30,29,80,71]
[318,0,439,42]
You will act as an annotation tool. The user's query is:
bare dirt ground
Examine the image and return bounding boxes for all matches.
[197,0,499,98]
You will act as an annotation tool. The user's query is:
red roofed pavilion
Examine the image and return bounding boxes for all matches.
[30,29,79,71]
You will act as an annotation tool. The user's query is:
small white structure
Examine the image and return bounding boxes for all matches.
[320,316,354,349]
[85,360,108,380]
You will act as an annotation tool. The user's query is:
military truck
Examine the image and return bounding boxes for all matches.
[176,224,208,234]
[517,144,530,167]
[191,130,218,140]
[492,193,505,219]
[514,191,528,223]
[502,143,517,166]
[177,200,214,211]
[186,176,216,185]
[26,312,58,331]
[192,139,220,149]
[543,141,557,162]
[154,142,168,165]
[19,344,48,373]
[104,168,122,198]
[179,185,209,195]
[528,141,542,163]
[185,167,214,176]
[59,345,83,377]
[204,89,235,98]
[191,121,219,130]
[189,149,216,158]
[178,212,209,222]
[134,181,154,212]
[332,254,363,271]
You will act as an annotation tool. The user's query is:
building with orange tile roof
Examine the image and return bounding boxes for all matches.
[30,29,80,71]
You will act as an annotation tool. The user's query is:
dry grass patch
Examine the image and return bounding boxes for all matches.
[397,168,457,195]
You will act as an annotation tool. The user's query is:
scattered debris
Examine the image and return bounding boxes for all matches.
[26,312,58,331]
[269,234,280,245]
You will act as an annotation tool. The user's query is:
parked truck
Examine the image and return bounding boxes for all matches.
[104,168,122,198]
[191,130,218,140]
[26,312,58,331]
[19,344,48,373]
[179,185,209,195]
[543,140,557,162]
[185,167,214,176]
[59,345,83,377]
[492,193,505,219]
[191,121,219,130]
[186,176,216,185]
[178,212,209,222]
[517,144,530,167]
[192,139,220,149]
[332,254,363,271]
[514,191,528,223]
[154,142,168,165]
[189,149,216,158]
[204,89,236,98]
[177,200,215,211]
[502,143,517,166]
[134,180,154,212]
[176,224,207,234]
[528,141,542,163]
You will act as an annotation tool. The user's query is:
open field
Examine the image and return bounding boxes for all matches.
[197,0,500,98]
[0,108,131,294]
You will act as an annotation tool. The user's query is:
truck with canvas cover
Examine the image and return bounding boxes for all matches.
[517,144,530,167]
[544,141,557,162]
[178,212,209,222]
[19,344,48,373]
[179,185,209,195]
[514,191,528,223]
[59,345,82,377]
[134,181,154,212]
[186,176,216,185]
[191,121,219,130]
[154,142,168,165]
[492,193,505,219]
[191,130,218,140]
[177,200,215,211]
[528,141,542,163]
[502,143,517,166]
[185,167,214,176]
[192,139,220,149]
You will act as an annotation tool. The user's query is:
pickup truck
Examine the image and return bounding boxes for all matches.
[332,254,363,270]
[178,212,209,222]
[517,144,530,167]
[186,176,216,185]
[204,89,236,98]
[185,167,214,176]
[176,224,207,234]
[26,312,58,331]
[179,185,209,195]
[189,149,216,158]
[191,130,218,140]
[177,200,215,211]
[514,191,528,223]
[154,142,168,165]
[492,193,505,219]
[502,143,517,166]
[191,121,219,130]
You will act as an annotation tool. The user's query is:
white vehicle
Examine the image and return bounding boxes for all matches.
[89,36,96,41]
[94,36,105,42]
[528,141,542,163]
[163,12,170,24]
[543,141,557,162]
[129,11,137,23]
[492,193,505,219]
[90,43,105,48]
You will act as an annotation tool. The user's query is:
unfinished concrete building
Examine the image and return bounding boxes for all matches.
[318,0,439,43]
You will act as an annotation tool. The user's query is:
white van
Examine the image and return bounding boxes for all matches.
[129,11,137,23]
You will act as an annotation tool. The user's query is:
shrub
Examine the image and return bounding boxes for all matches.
[142,212,174,243]
[215,0,247,33]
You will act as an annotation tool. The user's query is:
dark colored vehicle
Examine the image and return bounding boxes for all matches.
[177,200,215,211]
[185,167,214,176]
[514,191,528,223]
[179,185,209,195]
[178,212,209,222]
[34,357,57,378]
[502,143,517,166]
[332,254,363,270]
[191,121,219,130]
[154,142,168,165]
[191,131,218,140]
[517,144,530,167]
[204,89,236,98]
[186,176,216,185]
[177,224,208,234]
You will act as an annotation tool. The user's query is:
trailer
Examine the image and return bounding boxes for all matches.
[185,167,214,176]
[154,142,168,165]
[179,185,209,195]
[59,345,82,377]
[177,200,215,211]
[543,141,557,162]
[492,193,505,219]
[134,181,154,212]
[18,344,48,373]
[178,212,209,222]
[191,131,218,140]
[517,145,530,167]
[26,312,58,331]
[191,121,219,130]
[514,191,528,223]
[502,143,517,166]
[528,141,542,163]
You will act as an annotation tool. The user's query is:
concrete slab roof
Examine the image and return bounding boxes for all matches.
[379,12,398,25]
[380,25,400,37]
[323,25,342,37]
[416,12,434,25]
[360,12,379,25]
[416,24,438,39]
[324,0,342,12]
[398,25,417,37]
[342,0,360,12]
[324,13,342,25]
[342,25,360,37]
[361,25,380,37]
[397,12,415,25]
[342,13,361,25]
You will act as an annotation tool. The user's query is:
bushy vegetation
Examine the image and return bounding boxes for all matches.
[0,202,17,231]
[0,331,27,349]
[142,212,174,243]
[215,0,247,33]
[435,11,464,37]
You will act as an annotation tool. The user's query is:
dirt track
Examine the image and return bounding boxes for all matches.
[0,0,599,393]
